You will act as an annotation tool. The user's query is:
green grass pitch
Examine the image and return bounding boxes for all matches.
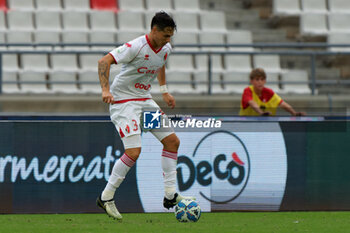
[0,212,349,233]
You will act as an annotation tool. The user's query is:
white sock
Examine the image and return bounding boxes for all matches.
[101,153,136,201]
[161,149,178,200]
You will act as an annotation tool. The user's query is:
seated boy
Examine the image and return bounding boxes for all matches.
[239,68,306,116]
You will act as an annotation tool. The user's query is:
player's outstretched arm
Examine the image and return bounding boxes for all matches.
[280,101,306,116]
[248,100,270,115]
[157,65,176,109]
[98,54,115,104]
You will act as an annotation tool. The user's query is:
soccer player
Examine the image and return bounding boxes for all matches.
[96,11,194,220]
[240,68,306,116]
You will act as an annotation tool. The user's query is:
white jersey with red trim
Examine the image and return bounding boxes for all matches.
[109,35,171,101]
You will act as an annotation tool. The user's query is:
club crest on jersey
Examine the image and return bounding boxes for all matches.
[144,54,149,60]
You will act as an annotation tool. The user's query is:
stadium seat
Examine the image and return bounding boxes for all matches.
[328,0,350,13]
[117,11,146,32]
[18,54,49,92]
[280,70,311,94]
[224,55,252,73]
[20,54,49,71]
[226,30,254,51]
[301,0,328,13]
[166,71,194,94]
[49,54,79,93]
[0,11,6,31]
[273,0,302,15]
[171,32,199,51]
[18,53,49,92]
[193,72,222,94]
[196,32,225,75]
[78,71,101,93]
[118,0,145,11]
[90,0,118,12]
[90,31,116,51]
[33,31,60,51]
[300,13,328,35]
[116,31,145,44]
[8,0,35,10]
[62,11,89,31]
[35,0,63,11]
[172,12,200,33]
[173,0,200,12]
[2,71,20,93]
[2,54,19,72]
[35,11,62,31]
[34,31,60,44]
[18,71,49,93]
[7,10,34,30]
[49,71,78,93]
[145,0,173,12]
[222,71,249,94]
[167,54,195,72]
[199,11,227,33]
[2,54,20,93]
[327,33,350,52]
[265,72,282,93]
[62,0,90,11]
[19,54,49,93]
[6,31,34,51]
[195,54,224,73]
[90,11,117,31]
[328,13,350,33]
[61,31,89,50]
[199,32,226,51]
[253,55,283,73]
[50,54,79,72]
[79,53,103,71]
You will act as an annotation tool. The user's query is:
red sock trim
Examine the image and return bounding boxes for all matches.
[120,153,136,167]
[162,149,177,160]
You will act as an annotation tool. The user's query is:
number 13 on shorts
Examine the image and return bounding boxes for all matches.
[119,119,139,138]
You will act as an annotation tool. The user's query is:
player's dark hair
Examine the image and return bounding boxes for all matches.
[151,11,177,31]
[250,68,266,80]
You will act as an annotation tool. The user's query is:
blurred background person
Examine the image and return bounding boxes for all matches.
[240,68,306,116]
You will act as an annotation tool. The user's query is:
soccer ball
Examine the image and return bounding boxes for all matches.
[174,199,201,222]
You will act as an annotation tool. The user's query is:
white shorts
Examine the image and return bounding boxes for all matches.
[110,99,174,149]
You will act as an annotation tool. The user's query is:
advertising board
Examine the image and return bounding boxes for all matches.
[138,122,287,212]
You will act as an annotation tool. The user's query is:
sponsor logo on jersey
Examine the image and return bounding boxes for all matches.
[134,83,151,90]
[164,53,168,61]
[144,54,149,60]
[137,67,159,74]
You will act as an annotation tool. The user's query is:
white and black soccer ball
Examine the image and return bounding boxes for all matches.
[174,199,201,222]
